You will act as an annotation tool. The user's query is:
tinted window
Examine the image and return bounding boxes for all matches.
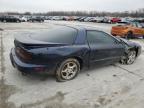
[136,22,143,28]
[31,27,77,44]
[131,22,137,27]
[87,31,116,44]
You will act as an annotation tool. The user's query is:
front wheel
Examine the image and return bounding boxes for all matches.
[120,50,136,65]
[56,58,80,82]
[16,20,20,23]
[112,34,116,36]
[3,20,6,23]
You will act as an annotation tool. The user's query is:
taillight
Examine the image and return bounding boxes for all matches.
[16,47,32,60]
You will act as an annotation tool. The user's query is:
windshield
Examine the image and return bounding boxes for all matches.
[129,22,144,28]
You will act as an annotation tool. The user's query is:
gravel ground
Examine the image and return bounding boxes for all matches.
[0,21,144,108]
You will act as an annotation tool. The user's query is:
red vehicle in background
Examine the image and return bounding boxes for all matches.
[111,18,121,23]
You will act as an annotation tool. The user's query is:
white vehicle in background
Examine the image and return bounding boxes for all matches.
[51,16,63,20]
[21,17,28,22]
[45,16,52,20]
[84,17,93,22]
[120,17,133,23]
[103,17,111,23]
[89,17,109,23]
[95,17,105,23]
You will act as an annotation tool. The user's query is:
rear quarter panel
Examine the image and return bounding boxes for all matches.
[29,45,90,68]
[28,28,90,69]
[132,27,144,35]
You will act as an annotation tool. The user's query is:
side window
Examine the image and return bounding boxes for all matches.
[87,31,116,44]
[136,22,142,28]
[132,23,137,27]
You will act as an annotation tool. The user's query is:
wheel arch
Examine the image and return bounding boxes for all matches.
[127,30,133,34]
[55,56,83,73]
[72,56,83,69]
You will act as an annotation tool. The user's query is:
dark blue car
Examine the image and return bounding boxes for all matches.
[10,25,141,81]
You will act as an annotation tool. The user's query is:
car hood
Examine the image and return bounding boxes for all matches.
[120,38,141,47]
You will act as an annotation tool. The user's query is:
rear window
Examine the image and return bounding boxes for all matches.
[30,27,77,44]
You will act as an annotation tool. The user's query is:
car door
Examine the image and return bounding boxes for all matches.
[87,30,125,65]
[131,22,144,36]
[135,22,144,35]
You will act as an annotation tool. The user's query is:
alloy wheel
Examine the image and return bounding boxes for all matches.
[127,51,136,64]
[61,61,78,80]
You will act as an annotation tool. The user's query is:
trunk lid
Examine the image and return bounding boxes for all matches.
[14,35,68,49]
[14,34,67,62]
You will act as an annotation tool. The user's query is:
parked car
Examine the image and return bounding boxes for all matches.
[94,17,105,23]
[62,16,74,21]
[84,17,93,22]
[111,22,144,38]
[111,18,121,23]
[73,16,81,21]
[10,25,141,81]
[0,16,21,23]
[45,16,53,20]
[20,16,28,22]
[133,18,144,23]
[63,16,69,21]
[103,17,111,23]
[51,16,63,20]
[140,19,144,23]
[27,17,44,22]
[87,17,96,22]
[78,17,86,22]
[119,18,133,23]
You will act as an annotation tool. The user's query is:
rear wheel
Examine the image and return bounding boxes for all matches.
[56,58,80,82]
[16,20,20,23]
[112,34,116,36]
[120,50,136,65]
[126,31,134,39]
[21,72,28,76]
[3,20,6,23]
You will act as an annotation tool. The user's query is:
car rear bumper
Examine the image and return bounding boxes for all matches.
[10,48,55,74]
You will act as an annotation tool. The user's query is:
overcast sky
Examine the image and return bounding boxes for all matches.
[0,0,144,12]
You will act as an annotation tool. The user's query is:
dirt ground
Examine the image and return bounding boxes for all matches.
[0,21,144,108]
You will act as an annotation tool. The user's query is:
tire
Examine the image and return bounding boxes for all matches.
[126,31,134,39]
[16,20,19,23]
[112,34,116,36]
[3,20,6,23]
[120,50,136,65]
[21,72,27,76]
[56,58,80,82]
